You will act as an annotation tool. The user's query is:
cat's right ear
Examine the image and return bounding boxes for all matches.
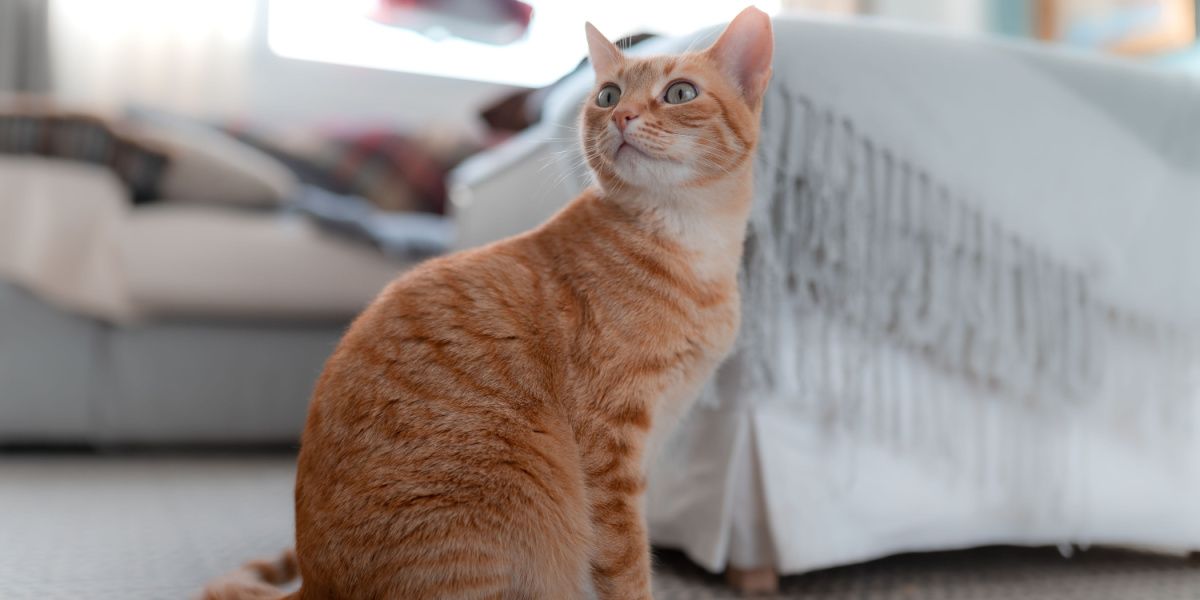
[585,22,623,77]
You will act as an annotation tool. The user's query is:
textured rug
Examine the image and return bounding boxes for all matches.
[0,454,1196,599]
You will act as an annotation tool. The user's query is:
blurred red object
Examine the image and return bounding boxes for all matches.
[368,0,534,45]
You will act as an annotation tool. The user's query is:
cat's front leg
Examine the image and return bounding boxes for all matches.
[588,487,654,600]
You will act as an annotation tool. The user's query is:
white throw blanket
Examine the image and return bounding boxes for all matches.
[524,17,1200,574]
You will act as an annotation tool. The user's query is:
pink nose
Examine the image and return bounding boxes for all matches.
[613,109,639,132]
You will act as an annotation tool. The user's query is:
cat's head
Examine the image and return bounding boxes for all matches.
[581,7,773,191]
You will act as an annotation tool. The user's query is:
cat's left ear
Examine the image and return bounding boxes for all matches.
[707,7,774,106]
[585,22,623,78]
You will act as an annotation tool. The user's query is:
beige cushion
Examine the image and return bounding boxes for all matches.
[133,122,296,208]
[118,205,406,320]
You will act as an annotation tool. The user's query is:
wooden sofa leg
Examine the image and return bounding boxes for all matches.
[725,565,779,595]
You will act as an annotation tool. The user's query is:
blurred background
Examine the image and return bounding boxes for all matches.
[3,0,1198,127]
[2,1,1200,598]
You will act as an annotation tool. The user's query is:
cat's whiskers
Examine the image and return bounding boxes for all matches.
[539,145,592,174]
[682,28,720,55]
[550,147,605,190]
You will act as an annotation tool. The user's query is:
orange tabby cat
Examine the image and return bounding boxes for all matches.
[203,7,772,599]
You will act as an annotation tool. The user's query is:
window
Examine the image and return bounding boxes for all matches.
[267,0,781,87]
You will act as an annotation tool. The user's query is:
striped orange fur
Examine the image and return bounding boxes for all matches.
[202,7,772,600]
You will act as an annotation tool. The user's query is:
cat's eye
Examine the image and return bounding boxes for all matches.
[596,84,621,108]
[664,81,698,104]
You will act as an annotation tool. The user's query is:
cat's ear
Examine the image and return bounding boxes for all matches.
[585,22,623,77]
[706,6,774,106]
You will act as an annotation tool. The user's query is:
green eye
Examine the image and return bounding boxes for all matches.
[596,84,621,108]
[664,81,698,104]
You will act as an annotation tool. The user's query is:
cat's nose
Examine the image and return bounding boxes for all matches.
[613,109,639,132]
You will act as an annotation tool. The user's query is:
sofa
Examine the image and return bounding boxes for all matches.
[0,114,411,443]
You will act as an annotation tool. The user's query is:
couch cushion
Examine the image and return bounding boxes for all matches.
[118,204,406,320]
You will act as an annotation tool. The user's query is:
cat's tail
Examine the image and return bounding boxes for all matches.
[199,549,300,600]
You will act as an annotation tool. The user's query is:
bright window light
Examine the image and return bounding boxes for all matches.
[267,0,781,88]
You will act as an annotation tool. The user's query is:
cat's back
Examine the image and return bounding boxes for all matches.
[303,230,567,464]
[327,233,554,389]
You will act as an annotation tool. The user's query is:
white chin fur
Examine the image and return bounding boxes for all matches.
[613,149,695,188]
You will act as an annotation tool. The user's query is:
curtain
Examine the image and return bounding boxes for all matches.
[0,0,52,93]
[48,0,256,118]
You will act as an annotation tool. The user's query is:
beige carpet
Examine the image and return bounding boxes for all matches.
[1,454,1197,599]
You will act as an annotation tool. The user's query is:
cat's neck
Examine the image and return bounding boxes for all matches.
[600,168,754,282]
